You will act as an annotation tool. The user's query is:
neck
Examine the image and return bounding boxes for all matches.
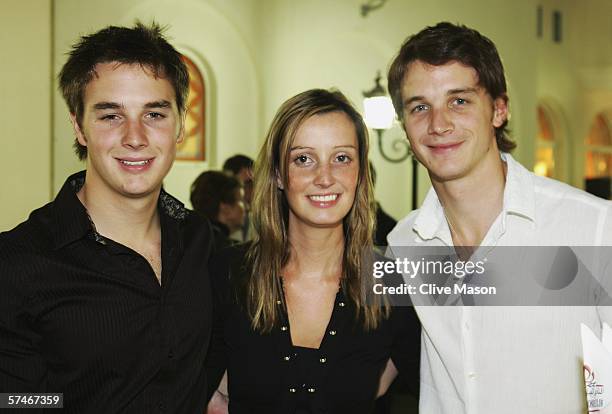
[284,222,344,282]
[77,180,161,245]
[432,156,507,247]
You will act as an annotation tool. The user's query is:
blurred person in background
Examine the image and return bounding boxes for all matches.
[191,170,245,249]
[223,154,254,241]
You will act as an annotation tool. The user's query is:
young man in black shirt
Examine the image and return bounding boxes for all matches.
[0,23,213,413]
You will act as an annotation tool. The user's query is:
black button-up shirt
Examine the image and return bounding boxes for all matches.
[0,171,213,413]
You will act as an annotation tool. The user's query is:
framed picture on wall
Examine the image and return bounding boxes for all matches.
[176,54,206,161]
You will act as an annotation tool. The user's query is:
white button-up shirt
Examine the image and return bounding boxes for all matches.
[387,153,612,414]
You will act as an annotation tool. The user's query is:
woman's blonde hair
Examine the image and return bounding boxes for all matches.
[246,88,387,332]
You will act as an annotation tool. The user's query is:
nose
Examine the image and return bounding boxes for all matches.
[313,163,334,188]
[428,108,454,135]
[122,118,148,149]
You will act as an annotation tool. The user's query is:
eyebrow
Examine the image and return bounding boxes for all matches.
[289,145,357,151]
[92,100,172,111]
[403,87,479,106]
[144,100,172,109]
[92,102,121,111]
[447,87,479,96]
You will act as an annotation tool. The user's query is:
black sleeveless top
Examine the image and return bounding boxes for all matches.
[205,245,420,414]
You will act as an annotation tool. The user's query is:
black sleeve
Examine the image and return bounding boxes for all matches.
[389,305,421,399]
[205,245,247,401]
[0,237,47,397]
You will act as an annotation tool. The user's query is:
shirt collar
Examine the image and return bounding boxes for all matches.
[51,170,189,250]
[412,152,536,241]
[500,152,536,222]
[412,186,448,241]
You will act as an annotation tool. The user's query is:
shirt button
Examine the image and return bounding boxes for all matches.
[168,350,174,359]
[158,402,165,411]
[276,300,282,305]
[307,387,316,393]
[468,372,476,379]
[338,302,345,307]
[319,357,326,363]
[289,388,296,393]
[329,330,336,336]
[281,326,288,331]
[284,355,291,361]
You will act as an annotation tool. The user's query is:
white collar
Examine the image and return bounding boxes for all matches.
[412,152,536,241]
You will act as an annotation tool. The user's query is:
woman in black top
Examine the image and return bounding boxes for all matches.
[206,89,420,413]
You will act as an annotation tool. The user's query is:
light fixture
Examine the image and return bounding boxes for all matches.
[362,71,410,163]
[361,0,387,17]
[362,71,419,210]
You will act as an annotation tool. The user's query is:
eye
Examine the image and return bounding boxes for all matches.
[146,112,166,120]
[293,154,313,166]
[453,98,468,106]
[411,104,428,114]
[335,154,352,163]
[100,114,120,121]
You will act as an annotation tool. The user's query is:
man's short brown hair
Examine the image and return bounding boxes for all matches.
[58,22,189,160]
[388,22,515,152]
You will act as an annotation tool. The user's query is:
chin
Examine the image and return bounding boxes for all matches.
[306,216,345,228]
[429,167,468,183]
[119,184,159,198]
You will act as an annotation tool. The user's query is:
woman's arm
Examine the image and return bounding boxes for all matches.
[207,371,228,414]
[377,359,398,397]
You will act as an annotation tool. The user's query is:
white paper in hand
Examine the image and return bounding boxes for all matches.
[582,323,612,413]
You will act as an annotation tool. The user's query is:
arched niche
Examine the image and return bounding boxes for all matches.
[534,99,569,182]
[176,54,206,161]
[585,111,612,178]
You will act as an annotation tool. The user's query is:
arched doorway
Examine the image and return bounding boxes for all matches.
[584,111,612,199]
[534,101,567,181]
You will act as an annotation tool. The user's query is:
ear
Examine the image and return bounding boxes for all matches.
[492,97,509,128]
[69,113,88,147]
[276,170,284,190]
[176,112,186,144]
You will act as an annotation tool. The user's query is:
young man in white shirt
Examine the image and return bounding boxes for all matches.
[386,22,612,413]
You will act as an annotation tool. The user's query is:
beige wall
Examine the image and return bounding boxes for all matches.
[536,0,612,188]
[257,0,537,219]
[0,0,52,231]
[2,0,610,231]
[52,0,262,206]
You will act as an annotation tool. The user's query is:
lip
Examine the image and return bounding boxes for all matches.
[427,141,463,155]
[115,157,155,172]
[307,193,340,208]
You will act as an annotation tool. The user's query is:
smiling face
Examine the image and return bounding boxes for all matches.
[70,62,183,201]
[284,111,359,231]
[400,60,507,184]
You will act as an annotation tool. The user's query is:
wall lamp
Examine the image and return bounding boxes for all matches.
[362,71,410,163]
[362,71,419,210]
[361,0,387,17]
